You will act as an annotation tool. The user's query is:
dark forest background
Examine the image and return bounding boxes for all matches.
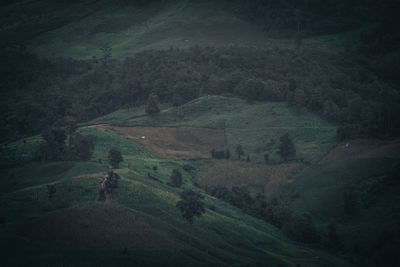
[1,0,400,143]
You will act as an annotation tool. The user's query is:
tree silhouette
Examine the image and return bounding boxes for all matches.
[105,168,120,192]
[108,148,123,168]
[235,144,244,160]
[176,190,205,225]
[278,133,296,160]
[145,93,160,114]
[170,169,183,188]
[176,189,205,243]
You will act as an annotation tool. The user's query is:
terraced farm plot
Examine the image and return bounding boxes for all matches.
[198,160,305,196]
[111,96,338,163]
[86,125,226,159]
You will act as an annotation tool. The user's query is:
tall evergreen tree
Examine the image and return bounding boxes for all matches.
[145,93,160,114]
[235,144,245,160]
[278,133,296,160]
[108,148,123,168]
[170,169,183,188]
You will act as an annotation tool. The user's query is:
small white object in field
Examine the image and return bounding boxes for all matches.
[141,136,146,139]
[345,143,350,148]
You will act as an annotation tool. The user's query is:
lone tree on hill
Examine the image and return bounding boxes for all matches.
[176,189,205,241]
[145,93,160,114]
[108,148,123,168]
[105,168,120,193]
[278,133,296,160]
[235,144,245,160]
[170,169,183,188]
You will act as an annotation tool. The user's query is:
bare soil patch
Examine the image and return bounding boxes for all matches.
[17,203,182,250]
[87,125,226,159]
[321,139,400,162]
[198,160,305,196]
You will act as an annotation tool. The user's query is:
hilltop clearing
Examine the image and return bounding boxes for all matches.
[86,124,226,159]
[95,96,338,164]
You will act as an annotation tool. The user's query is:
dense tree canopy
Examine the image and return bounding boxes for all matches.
[176,190,205,225]
[1,6,400,144]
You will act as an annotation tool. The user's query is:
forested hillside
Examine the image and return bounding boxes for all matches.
[1,0,399,144]
[1,1,399,267]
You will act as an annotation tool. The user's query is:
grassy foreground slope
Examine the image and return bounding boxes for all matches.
[0,99,351,266]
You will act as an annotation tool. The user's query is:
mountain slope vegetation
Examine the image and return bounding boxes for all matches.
[1,0,400,266]
[0,106,353,266]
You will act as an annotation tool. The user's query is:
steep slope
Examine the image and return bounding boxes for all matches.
[0,97,352,267]
[275,155,400,266]
[1,0,279,59]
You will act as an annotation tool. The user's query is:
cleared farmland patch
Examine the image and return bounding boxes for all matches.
[87,125,226,159]
[16,203,182,250]
[198,160,305,196]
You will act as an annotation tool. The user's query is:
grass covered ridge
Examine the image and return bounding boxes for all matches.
[0,115,351,266]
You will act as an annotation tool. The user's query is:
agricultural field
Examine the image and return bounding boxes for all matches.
[94,95,338,164]
[197,160,305,196]
[0,122,352,267]
[2,0,399,266]
[85,124,226,159]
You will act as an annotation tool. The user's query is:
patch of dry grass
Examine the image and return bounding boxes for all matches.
[198,160,305,196]
[87,125,226,159]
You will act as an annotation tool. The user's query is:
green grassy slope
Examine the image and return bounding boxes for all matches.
[275,156,400,265]
[93,95,338,163]
[0,0,274,60]
[1,0,367,60]
[0,136,43,168]
[0,117,350,266]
